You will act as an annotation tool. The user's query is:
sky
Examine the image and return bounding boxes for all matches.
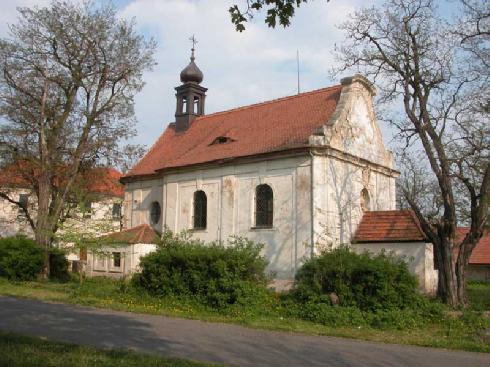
[1,0,404,149]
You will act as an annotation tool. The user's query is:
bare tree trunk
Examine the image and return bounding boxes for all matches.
[36,174,52,279]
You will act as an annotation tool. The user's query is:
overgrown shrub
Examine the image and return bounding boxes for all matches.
[49,248,70,282]
[0,236,70,281]
[0,236,44,280]
[133,231,269,308]
[293,246,419,311]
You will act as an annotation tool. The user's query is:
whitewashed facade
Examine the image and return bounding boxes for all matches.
[123,75,400,280]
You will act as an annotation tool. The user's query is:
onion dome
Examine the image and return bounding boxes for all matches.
[180,49,203,84]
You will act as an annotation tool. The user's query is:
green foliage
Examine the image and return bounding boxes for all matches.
[49,248,70,282]
[0,236,70,281]
[133,231,268,308]
[229,0,331,31]
[0,236,44,280]
[293,246,420,311]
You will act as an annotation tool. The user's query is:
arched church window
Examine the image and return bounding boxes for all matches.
[150,201,161,225]
[255,184,273,227]
[360,188,370,212]
[193,190,207,229]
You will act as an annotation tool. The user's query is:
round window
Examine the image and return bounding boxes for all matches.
[150,201,161,224]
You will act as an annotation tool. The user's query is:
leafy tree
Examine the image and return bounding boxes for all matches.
[231,0,489,307]
[230,0,331,31]
[0,1,155,277]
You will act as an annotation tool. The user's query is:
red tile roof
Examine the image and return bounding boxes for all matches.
[0,164,124,198]
[99,224,160,244]
[123,86,342,179]
[353,210,427,243]
[354,211,490,265]
[456,228,490,265]
[83,167,124,198]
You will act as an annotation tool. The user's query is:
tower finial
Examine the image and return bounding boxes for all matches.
[189,35,198,61]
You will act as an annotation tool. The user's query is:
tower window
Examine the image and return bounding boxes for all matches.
[182,96,188,114]
[255,184,273,228]
[193,96,200,114]
[150,201,161,225]
[193,190,207,229]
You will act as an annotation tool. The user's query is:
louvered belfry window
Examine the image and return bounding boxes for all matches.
[255,184,273,227]
[193,190,207,229]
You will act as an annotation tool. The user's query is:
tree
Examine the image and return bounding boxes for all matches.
[0,1,155,277]
[230,0,489,307]
[230,0,331,31]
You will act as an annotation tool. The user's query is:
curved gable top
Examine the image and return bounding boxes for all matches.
[310,74,394,169]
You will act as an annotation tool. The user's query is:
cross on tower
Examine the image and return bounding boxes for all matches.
[189,35,198,51]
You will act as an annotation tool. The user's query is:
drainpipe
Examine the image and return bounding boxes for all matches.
[309,150,315,258]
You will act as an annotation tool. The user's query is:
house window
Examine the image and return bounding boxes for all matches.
[255,184,273,228]
[94,254,106,271]
[112,252,121,268]
[150,201,161,225]
[112,203,122,219]
[193,190,207,229]
[360,188,370,212]
[18,194,28,213]
[82,200,92,219]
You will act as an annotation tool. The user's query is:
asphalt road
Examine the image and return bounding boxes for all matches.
[0,296,488,367]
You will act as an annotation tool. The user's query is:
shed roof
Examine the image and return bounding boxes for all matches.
[98,224,160,245]
[353,210,427,243]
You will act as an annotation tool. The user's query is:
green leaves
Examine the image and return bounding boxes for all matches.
[230,1,330,31]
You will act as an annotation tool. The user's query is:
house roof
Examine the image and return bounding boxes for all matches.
[0,163,124,198]
[353,210,427,243]
[99,224,160,245]
[354,210,490,265]
[456,228,490,265]
[123,85,342,180]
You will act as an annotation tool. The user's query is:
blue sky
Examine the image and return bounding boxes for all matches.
[0,0,460,150]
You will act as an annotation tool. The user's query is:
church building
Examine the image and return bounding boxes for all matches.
[119,47,408,285]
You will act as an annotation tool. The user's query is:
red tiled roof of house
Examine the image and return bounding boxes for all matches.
[0,163,124,198]
[123,85,342,179]
[84,167,124,198]
[99,224,160,244]
[456,228,490,265]
[353,210,427,243]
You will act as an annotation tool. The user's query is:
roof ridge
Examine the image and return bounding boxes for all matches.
[195,85,342,122]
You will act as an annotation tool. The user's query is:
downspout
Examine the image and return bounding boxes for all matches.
[309,150,315,258]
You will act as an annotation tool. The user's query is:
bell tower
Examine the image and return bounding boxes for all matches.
[175,36,207,132]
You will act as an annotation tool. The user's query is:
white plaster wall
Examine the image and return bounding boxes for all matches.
[351,242,438,295]
[0,189,35,237]
[125,156,312,278]
[86,243,157,277]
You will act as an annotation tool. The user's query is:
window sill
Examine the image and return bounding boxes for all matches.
[189,228,208,233]
[250,226,276,232]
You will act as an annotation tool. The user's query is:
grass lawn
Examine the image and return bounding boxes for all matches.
[0,331,217,367]
[0,277,488,354]
[467,282,490,311]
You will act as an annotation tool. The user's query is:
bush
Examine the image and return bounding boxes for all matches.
[0,236,44,280]
[133,231,269,308]
[0,236,70,282]
[293,246,419,311]
[49,248,70,282]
